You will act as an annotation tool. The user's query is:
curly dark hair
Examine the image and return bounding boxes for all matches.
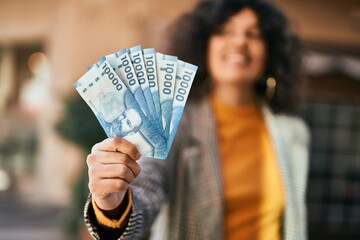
[167,0,303,113]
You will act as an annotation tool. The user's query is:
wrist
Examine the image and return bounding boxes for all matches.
[102,191,130,219]
[94,190,127,212]
[91,188,133,229]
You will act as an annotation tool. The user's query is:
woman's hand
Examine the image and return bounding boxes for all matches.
[87,137,141,211]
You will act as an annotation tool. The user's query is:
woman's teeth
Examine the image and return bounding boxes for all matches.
[225,53,249,65]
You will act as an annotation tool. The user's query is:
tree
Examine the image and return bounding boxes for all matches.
[56,94,106,239]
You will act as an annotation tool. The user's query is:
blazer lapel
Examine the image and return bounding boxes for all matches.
[262,104,297,240]
[189,99,224,240]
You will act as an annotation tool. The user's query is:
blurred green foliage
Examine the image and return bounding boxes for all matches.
[56,94,106,150]
[56,93,106,238]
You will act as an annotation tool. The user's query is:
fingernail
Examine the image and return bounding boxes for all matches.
[136,152,141,159]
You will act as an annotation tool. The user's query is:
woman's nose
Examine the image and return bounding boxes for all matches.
[229,32,247,47]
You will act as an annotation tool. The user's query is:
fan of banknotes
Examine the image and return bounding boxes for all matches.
[74,45,198,159]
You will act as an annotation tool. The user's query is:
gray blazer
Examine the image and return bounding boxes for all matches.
[85,99,310,240]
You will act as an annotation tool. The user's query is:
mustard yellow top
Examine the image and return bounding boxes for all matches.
[92,188,132,229]
[212,97,284,240]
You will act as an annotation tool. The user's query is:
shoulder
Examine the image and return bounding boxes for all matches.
[183,99,204,114]
[262,102,310,147]
[179,99,208,126]
[274,114,310,148]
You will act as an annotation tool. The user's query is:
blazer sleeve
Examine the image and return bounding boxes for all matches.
[84,112,189,240]
[288,117,310,200]
[276,114,310,200]
[278,115,310,237]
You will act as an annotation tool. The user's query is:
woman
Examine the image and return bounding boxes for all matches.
[84,0,309,239]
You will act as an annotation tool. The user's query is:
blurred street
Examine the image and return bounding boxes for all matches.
[0,191,67,240]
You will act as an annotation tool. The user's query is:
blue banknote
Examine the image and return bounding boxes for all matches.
[156,52,178,138]
[75,59,167,159]
[74,67,107,120]
[143,48,162,121]
[74,46,199,160]
[128,46,162,134]
[167,60,198,151]
[105,49,152,125]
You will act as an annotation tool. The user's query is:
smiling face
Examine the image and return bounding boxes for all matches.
[207,8,267,89]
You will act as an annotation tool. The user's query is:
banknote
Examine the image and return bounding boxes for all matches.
[74,66,115,125]
[128,46,161,133]
[76,58,167,159]
[105,49,152,124]
[74,45,198,160]
[156,52,178,138]
[143,48,162,131]
[167,60,197,150]
[74,66,131,140]
[74,68,102,119]
[97,58,168,158]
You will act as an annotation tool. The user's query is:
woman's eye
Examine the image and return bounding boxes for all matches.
[215,25,232,36]
[247,29,263,39]
[222,28,232,35]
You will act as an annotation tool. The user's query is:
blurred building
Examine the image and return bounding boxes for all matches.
[276,0,360,239]
[0,0,359,239]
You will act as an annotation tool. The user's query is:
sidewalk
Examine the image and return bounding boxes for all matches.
[0,191,67,240]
